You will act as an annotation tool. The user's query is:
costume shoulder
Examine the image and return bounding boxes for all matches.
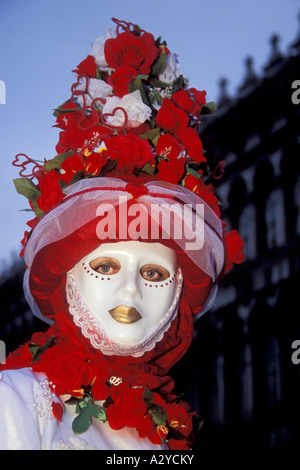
[0,367,48,450]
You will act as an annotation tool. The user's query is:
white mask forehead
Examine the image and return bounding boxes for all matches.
[68,240,182,357]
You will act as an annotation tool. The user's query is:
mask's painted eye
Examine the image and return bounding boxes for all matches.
[140,264,170,282]
[90,257,120,275]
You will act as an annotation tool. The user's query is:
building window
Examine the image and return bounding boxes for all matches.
[239,204,257,261]
[239,342,254,417]
[265,189,286,249]
[294,176,300,236]
[211,353,225,423]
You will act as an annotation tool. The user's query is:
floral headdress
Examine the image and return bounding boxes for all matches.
[6,18,244,450]
[13,17,243,271]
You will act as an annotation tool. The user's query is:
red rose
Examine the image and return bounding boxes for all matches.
[178,127,205,163]
[102,134,154,173]
[84,152,106,176]
[157,158,186,184]
[137,414,162,445]
[172,89,201,115]
[74,55,98,78]
[106,382,147,430]
[104,31,159,75]
[37,169,64,212]
[224,230,244,269]
[155,134,184,160]
[156,98,188,136]
[59,152,84,184]
[54,102,82,131]
[32,346,93,395]
[0,343,32,371]
[107,65,138,97]
[190,87,206,107]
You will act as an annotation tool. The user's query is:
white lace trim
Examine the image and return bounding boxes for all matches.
[66,268,183,357]
[53,436,96,450]
[33,379,56,428]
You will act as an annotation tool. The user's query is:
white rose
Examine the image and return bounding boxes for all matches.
[89,27,117,73]
[102,90,152,128]
[158,52,181,84]
[75,77,113,108]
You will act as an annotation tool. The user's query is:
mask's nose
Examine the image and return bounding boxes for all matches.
[115,264,142,304]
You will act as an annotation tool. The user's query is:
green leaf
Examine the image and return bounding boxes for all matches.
[72,404,92,435]
[140,162,156,176]
[28,343,39,357]
[64,396,81,406]
[136,74,149,81]
[186,166,201,179]
[96,68,102,80]
[201,101,217,115]
[128,78,149,106]
[151,52,167,77]
[89,403,106,422]
[53,100,81,117]
[140,127,160,145]
[13,177,41,202]
[171,75,184,94]
[42,151,74,172]
[30,199,44,218]
[143,387,153,407]
[148,404,167,426]
[31,336,55,364]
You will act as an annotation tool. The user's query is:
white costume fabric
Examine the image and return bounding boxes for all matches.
[0,368,167,450]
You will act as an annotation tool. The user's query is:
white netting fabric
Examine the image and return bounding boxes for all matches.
[23,177,224,323]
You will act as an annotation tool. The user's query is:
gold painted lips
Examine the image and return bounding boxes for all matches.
[108,305,142,324]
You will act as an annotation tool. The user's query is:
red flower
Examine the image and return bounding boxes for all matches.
[168,438,192,450]
[172,89,201,116]
[84,152,106,176]
[157,158,186,184]
[102,134,154,173]
[190,87,206,107]
[59,152,84,184]
[155,134,184,160]
[74,55,98,78]
[32,346,93,395]
[0,343,32,371]
[104,31,159,75]
[178,127,205,163]
[37,170,64,212]
[156,98,188,136]
[107,65,138,97]
[184,175,221,217]
[166,402,193,438]
[223,230,244,273]
[137,414,162,445]
[106,382,147,430]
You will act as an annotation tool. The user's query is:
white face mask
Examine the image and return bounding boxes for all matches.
[67,241,183,357]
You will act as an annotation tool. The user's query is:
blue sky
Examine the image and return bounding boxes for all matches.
[0,0,299,266]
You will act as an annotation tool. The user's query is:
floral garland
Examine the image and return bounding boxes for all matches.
[12,17,243,268]
[1,318,202,450]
